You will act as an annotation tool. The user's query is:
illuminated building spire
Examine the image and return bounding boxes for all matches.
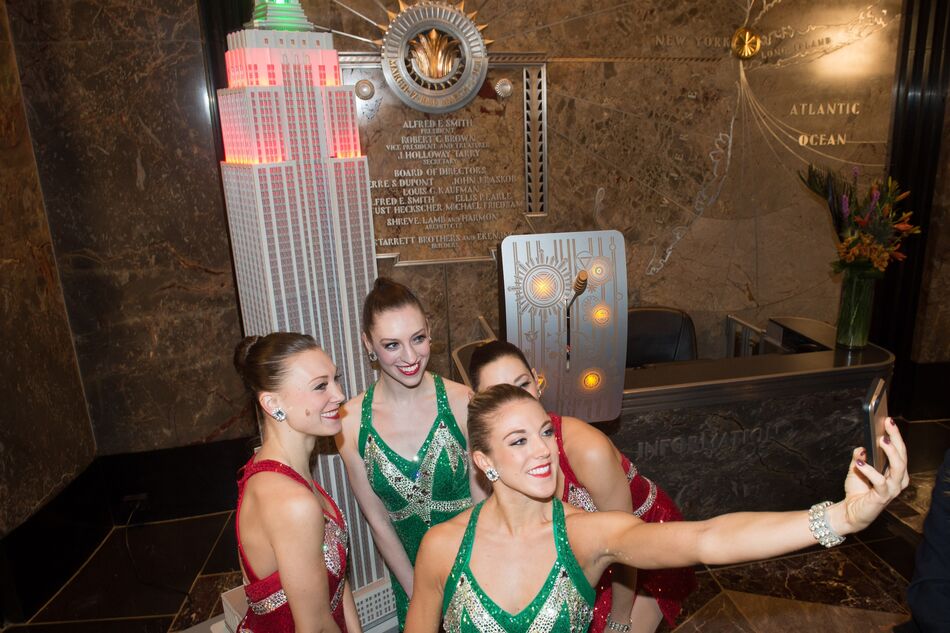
[245,0,316,31]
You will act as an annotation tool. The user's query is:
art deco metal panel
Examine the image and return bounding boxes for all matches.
[501,231,627,422]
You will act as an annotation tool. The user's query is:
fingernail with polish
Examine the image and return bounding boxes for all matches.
[883,436,891,444]
[857,460,865,467]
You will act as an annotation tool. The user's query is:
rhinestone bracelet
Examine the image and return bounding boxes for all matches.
[808,501,846,548]
[606,617,631,633]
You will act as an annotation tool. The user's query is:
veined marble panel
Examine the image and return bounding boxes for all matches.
[6,0,251,453]
[302,0,903,360]
[0,0,94,535]
[609,387,867,519]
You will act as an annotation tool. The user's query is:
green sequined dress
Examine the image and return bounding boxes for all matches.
[442,500,595,633]
[358,373,473,629]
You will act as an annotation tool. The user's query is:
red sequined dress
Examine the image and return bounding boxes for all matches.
[236,459,349,632]
[551,413,695,631]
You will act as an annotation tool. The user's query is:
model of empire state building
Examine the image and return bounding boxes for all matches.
[217,1,395,629]
[218,0,376,398]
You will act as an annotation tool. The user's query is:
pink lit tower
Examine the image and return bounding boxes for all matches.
[217,2,395,628]
[218,0,375,395]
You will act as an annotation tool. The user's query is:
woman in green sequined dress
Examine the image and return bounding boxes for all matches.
[336,278,487,629]
[406,384,910,633]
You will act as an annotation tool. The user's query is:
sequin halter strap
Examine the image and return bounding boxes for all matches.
[442,500,595,633]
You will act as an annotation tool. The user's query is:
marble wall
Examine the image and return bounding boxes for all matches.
[3,0,943,480]
[6,0,254,454]
[0,0,94,536]
[306,0,906,366]
[912,95,950,364]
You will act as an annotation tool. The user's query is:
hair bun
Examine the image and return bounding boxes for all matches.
[233,335,261,377]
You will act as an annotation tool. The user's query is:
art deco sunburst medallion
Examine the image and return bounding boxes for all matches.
[377,1,491,113]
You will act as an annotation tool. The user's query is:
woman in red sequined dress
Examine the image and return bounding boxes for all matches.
[233,333,362,633]
[469,340,695,633]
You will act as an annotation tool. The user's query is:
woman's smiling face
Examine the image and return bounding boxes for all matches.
[478,397,558,499]
[364,303,431,388]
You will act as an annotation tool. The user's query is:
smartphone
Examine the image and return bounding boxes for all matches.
[863,378,889,473]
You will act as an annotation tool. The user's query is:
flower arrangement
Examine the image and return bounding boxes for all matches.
[799,165,920,348]
[799,164,920,275]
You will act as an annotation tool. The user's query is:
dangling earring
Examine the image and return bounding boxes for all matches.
[368,351,378,362]
[272,408,287,422]
[536,372,546,396]
[485,467,499,482]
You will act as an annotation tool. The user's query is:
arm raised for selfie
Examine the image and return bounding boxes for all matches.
[578,419,909,574]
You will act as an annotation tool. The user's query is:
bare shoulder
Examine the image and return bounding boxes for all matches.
[250,473,325,526]
[561,416,621,464]
[339,391,367,436]
[441,377,473,404]
[440,376,474,424]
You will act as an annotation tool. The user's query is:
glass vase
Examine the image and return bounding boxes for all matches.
[836,267,876,349]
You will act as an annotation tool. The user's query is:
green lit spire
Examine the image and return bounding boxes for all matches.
[245,0,316,31]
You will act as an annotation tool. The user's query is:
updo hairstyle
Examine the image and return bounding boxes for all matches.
[233,332,320,413]
[467,383,538,455]
[361,277,426,337]
[468,340,532,391]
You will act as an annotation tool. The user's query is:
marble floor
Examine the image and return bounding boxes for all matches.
[1,419,945,633]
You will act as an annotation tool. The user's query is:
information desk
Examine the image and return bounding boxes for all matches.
[602,317,893,519]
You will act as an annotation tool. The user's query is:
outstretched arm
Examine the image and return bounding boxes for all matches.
[582,420,908,574]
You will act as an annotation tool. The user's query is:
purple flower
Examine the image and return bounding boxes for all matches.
[841,194,850,218]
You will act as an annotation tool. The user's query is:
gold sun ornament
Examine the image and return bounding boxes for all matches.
[373,0,492,113]
[731,27,762,59]
[410,28,462,80]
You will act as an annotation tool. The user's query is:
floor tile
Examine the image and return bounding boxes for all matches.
[670,593,755,633]
[658,570,720,632]
[169,572,242,632]
[840,542,910,611]
[727,590,907,632]
[860,536,918,584]
[3,616,173,632]
[710,549,905,613]
[201,513,239,575]
[32,514,228,622]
